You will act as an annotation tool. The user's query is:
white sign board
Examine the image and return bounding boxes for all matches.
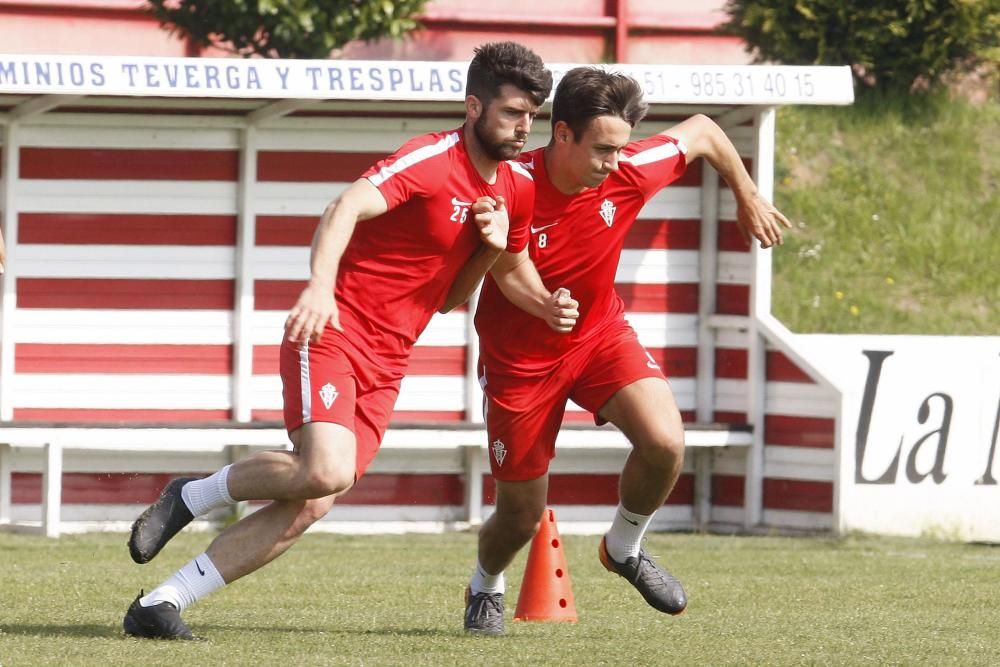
[798,334,1000,541]
[0,54,854,105]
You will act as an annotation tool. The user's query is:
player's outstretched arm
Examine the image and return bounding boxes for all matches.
[666,114,792,249]
[285,178,388,344]
[439,196,509,313]
[489,250,578,333]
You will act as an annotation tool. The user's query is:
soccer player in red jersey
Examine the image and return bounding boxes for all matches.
[123,42,562,640]
[464,67,791,633]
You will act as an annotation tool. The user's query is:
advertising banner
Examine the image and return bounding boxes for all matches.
[798,335,1000,541]
[0,54,854,105]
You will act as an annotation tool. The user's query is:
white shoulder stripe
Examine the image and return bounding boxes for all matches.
[620,139,686,168]
[507,159,534,181]
[367,132,461,187]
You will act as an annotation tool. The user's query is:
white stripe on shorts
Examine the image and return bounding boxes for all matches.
[298,341,312,423]
[479,367,488,423]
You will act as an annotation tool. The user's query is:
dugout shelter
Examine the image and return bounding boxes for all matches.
[0,54,855,537]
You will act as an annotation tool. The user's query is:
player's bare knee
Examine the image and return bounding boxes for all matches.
[298,465,354,498]
[634,428,685,467]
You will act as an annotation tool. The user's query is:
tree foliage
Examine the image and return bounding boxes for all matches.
[146,0,430,59]
[721,0,1000,91]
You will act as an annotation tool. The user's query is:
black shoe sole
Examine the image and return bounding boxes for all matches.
[128,477,196,564]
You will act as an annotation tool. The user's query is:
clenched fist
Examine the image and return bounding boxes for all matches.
[471,196,510,252]
[546,287,578,333]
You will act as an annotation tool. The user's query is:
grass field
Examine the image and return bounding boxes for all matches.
[771,92,999,335]
[2,530,999,666]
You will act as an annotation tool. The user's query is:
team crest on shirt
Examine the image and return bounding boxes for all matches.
[599,199,617,227]
[319,383,339,410]
[492,439,507,467]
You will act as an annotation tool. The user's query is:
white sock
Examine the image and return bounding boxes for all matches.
[140,553,226,612]
[181,465,235,517]
[605,504,654,562]
[469,559,505,595]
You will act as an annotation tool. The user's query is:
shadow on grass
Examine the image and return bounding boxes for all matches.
[0,622,462,642]
[0,623,121,639]
[187,624,460,639]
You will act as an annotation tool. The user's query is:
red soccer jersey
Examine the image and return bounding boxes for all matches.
[476,133,687,375]
[334,127,533,372]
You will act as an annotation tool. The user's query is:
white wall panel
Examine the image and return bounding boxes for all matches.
[257,120,460,151]
[13,373,232,409]
[254,182,345,216]
[13,309,233,344]
[18,180,238,214]
[19,122,240,149]
[715,379,838,417]
[625,313,700,347]
[716,328,749,348]
[763,445,835,482]
[16,245,236,279]
[717,251,752,284]
[250,246,308,280]
[638,186,700,219]
[617,249,698,284]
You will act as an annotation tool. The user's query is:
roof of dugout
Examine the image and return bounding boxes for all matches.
[0,54,854,121]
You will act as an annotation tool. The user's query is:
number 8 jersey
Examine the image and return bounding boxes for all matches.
[475,134,688,376]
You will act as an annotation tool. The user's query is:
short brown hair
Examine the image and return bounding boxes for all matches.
[551,67,648,140]
[466,41,552,108]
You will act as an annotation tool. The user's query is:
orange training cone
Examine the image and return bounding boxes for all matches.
[514,507,578,622]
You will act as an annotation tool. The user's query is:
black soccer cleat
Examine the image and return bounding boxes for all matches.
[123,591,200,640]
[599,536,688,615]
[128,476,197,564]
[464,587,505,636]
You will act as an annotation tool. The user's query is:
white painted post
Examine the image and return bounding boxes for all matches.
[465,284,483,424]
[227,444,250,519]
[694,160,721,530]
[0,121,19,422]
[464,288,485,523]
[232,123,257,422]
[696,161,720,424]
[693,449,713,531]
[744,107,777,529]
[462,443,483,526]
[833,395,848,536]
[42,441,63,538]
[0,442,11,524]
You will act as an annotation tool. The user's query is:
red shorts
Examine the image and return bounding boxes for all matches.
[280,331,401,479]
[479,322,665,481]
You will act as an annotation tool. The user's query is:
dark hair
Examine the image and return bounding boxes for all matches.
[466,41,552,108]
[551,67,648,140]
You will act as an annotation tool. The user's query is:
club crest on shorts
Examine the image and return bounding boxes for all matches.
[599,198,616,227]
[318,383,339,410]
[491,439,507,467]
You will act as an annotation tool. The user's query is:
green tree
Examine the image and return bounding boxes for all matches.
[147,0,430,59]
[721,0,1000,91]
